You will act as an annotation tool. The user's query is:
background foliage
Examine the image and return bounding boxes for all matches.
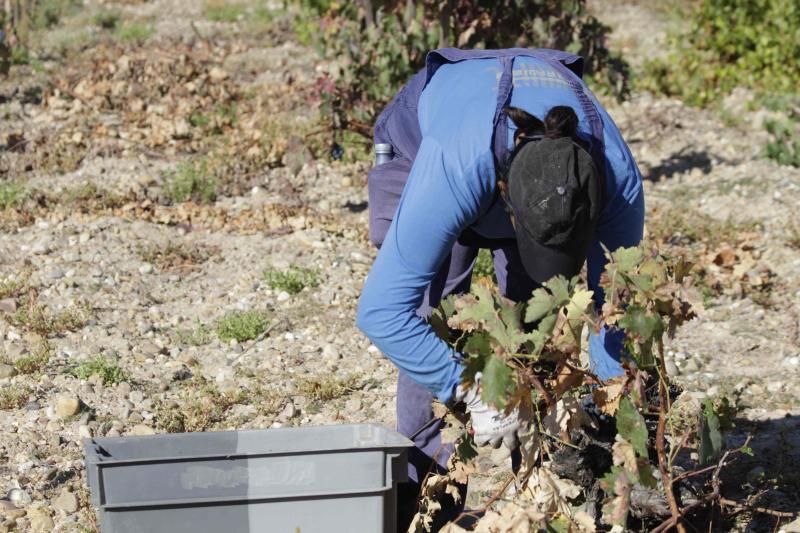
[294,0,629,143]
[639,0,800,167]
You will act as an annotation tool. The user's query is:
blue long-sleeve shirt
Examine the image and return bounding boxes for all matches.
[357,56,645,403]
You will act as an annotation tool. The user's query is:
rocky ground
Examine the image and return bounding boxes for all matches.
[0,1,798,532]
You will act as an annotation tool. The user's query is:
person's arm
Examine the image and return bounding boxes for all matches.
[357,138,495,403]
[585,119,646,380]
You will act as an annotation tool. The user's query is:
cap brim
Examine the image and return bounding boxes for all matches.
[515,229,583,285]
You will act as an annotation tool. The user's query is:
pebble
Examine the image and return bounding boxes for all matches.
[54,395,81,418]
[128,424,155,436]
[665,360,679,376]
[78,425,93,439]
[0,299,17,314]
[7,489,30,505]
[344,398,362,412]
[278,402,298,421]
[139,263,154,275]
[277,291,290,302]
[52,490,78,513]
[783,356,800,368]
[766,381,784,393]
[0,364,17,379]
[26,508,54,532]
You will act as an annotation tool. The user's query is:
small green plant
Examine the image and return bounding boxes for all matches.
[14,341,51,375]
[92,9,120,29]
[0,384,33,410]
[0,271,31,299]
[205,1,246,22]
[70,356,130,386]
[10,293,91,337]
[472,249,495,283]
[763,119,800,168]
[114,20,153,42]
[263,265,320,295]
[0,182,21,209]
[297,373,360,402]
[155,377,248,432]
[174,321,214,346]
[165,160,218,204]
[215,310,271,342]
[138,242,218,272]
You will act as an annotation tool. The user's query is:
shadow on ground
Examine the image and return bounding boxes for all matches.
[645,149,713,182]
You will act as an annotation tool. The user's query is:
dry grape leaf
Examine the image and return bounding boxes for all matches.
[542,397,595,436]
[520,467,581,516]
[600,466,631,526]
[553,363,584,398]
[592,381,625,415]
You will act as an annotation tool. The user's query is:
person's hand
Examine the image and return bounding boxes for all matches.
[454,373,527,449]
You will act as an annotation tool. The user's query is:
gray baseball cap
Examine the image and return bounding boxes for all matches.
[505,136,604,284]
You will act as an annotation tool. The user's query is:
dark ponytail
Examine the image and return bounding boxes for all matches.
[544,105,578,139]
[504,106,544,142]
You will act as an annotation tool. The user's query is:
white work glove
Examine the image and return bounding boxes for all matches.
[454,372,526,450]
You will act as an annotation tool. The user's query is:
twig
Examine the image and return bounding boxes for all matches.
[656,349,687,533]
[718,497,795,519]
[563,360,603,386]
[452,473,516,524]
[527,370,553,408]
[231,319,282,362]
[652,437,753,533]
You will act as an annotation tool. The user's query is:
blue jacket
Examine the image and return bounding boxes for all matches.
[357,52,645,403]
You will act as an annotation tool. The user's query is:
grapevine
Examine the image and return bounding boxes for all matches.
[413,244,756,531]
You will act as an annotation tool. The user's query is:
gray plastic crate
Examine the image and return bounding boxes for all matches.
[83,423,413,533]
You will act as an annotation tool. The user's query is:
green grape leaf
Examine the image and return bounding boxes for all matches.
[456,432,478,462]
[461,356,485,390]
[537,313,558,335]
[629,273,654,293]
[447,283,496,332]
[619,306,663,341]
[616,397,648,458]
[480,354,513,409]
[524,287,556,323]
[545,275,572,304]
[699,398,722,465]
[611,245,644,273]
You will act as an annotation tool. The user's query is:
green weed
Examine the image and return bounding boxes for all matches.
[763,119,800,168]
[165,160,218,204]
[263,265,320,295]
[70,356,130,386]
[216,310,271,342]
[297,373,360,402]
[92,9,120,29]
[205,1,246,22]
[137,242,218,272]
[0,384,33,410]
[9,294,91,337]
[173,321,214,346]
[0,182,21,209]
[473,249,496,283]
[155,378,249,432]
[114,20,153,42]
[14,341,51,375]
